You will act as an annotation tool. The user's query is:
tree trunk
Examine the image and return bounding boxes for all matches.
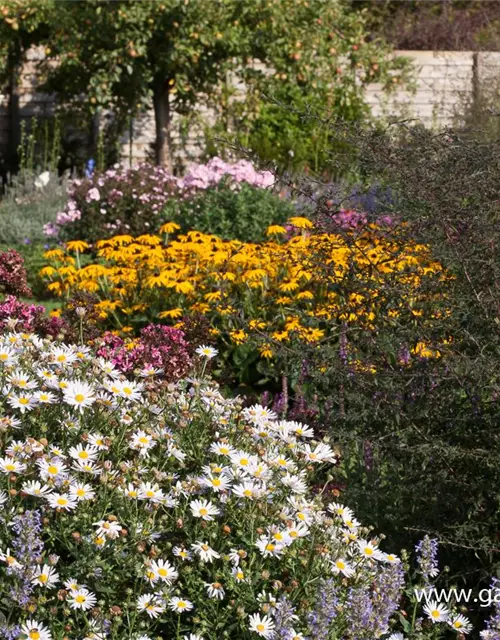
[153,78,173,170]
[6,38,22,174]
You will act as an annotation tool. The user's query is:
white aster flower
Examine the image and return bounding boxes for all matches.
[51,346,78,366]
[301,442,336,464]
[210,441,236,457]
[168,596,194,613]
[68,588,97,610]
[383,553,401,564]
[205,581,225,599]
[150,558,178,584]
[196,345,218,359]
[64,577,83,592]
[32,565,59,588]
[7,370,38,390]
[173,546,192,561]
[8,393,37,413]
[140,365,164,377]
[138,482,165,503]
[190,498,220,521]
[130,430,156,456]
[63,381,96,411]
[46,492,79,511]
[191,541,220,563]
[0,456,26,474]
[20,619,53,640]
[243,404,277,423]
[255,535,285,558]
[423,600,449,623]
[358,539,385,561]
[34,390,57,404]
[37,458,68,481]
[232,480,264,500]
[69,482,96,501]
[328,502,354,519]
[117,380,143,401]
[96,357,121,378]
[94,519,122,539]
[331,557,355,577]
[281,472,308,495]
[87,432,109,450]
[249,613,275,638]
[448,614,473,634]
[0,547,22,568]
[286,521,310,540]
[68,443,100,462]
[0,345,17,365]
[202,472,232,492]
[232,565,248,582]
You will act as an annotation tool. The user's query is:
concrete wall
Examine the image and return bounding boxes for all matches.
[0,49,498,168]
[365,50,477,128]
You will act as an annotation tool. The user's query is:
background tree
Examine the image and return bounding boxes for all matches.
[43,0,410,172]
[0,0,54,172]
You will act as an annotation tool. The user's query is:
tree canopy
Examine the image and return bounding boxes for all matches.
[1,0,411,171]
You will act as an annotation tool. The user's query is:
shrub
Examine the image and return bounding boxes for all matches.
[0,249,32,297]
[0,171,67,246]
[0,243,56,302]
[0,295,66,338]
[45,159,293,244]
[41,217,447,390]
[260,120,500,592]
[162,181,296,244]
[95,324,193,379]
[0,333,439,639]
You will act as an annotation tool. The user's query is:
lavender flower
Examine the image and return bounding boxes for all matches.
[273,597,297,640]
[0,622,21,640]
[415,535,439,583]
[481,578,500,640]
[307,578,338,640]
[8,509,44,606]
[344,562,405,639]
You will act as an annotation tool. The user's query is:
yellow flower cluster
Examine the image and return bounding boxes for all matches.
[41,219,446,359]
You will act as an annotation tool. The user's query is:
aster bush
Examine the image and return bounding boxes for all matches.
[44,159,294,244]
[0,333,470,640]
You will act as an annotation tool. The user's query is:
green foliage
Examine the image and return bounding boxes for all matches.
[208,85,347,176]
[36,1,411,170]
[263,118,500,589]
[164,181,297,242]
[0,0,54,82]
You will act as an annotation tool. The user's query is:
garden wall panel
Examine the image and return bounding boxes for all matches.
[365,50,474,128]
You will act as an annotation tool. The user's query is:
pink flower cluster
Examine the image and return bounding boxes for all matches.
[95,324,193,381]
[0,296,66,337]
[330,209,369,230]
[179,157,275,190]
[44,159,275,238]
[0,250,32,297]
